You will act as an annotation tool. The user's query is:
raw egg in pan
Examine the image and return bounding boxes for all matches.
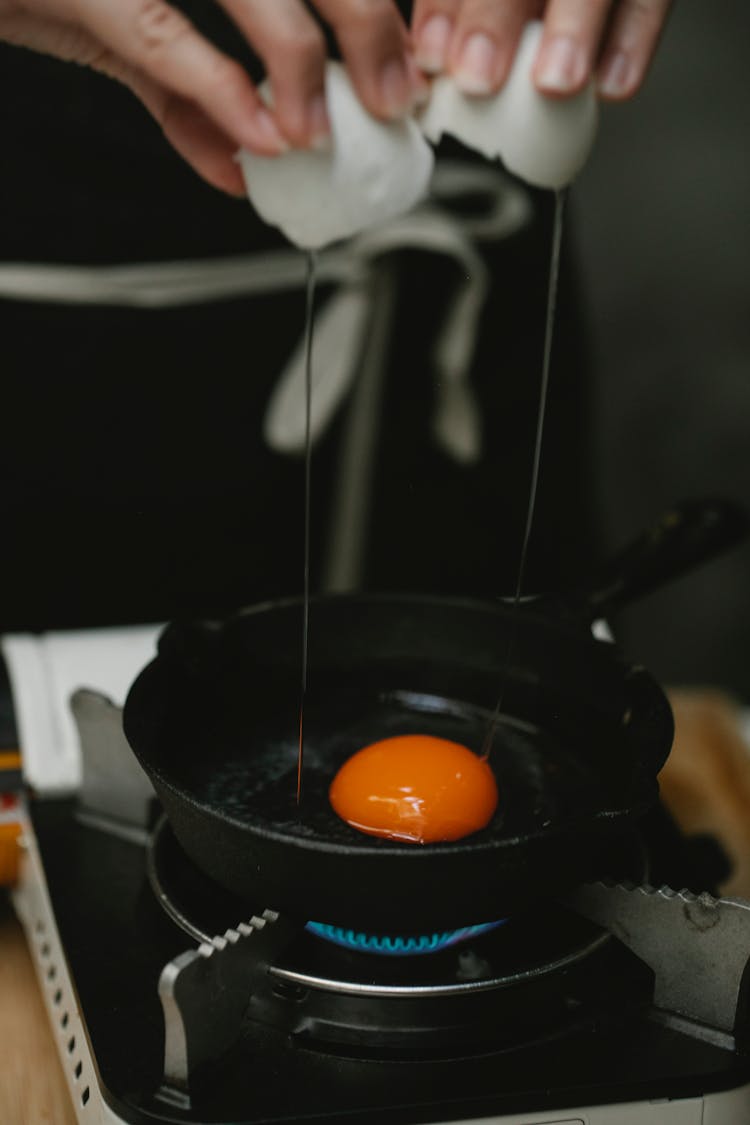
[329,734,498,844]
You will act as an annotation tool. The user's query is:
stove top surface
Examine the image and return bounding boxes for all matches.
[30,798,750,1125]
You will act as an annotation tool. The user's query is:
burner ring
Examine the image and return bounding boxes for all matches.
[268,927,612,998]
[146,816,213,944]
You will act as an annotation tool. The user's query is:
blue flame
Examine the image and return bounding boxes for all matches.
[305,919,506,956]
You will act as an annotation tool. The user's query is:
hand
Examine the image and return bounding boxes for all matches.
[0,0,423,195]
[411,0,673,101]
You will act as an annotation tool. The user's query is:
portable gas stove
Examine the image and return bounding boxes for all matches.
[5,627,750,1125]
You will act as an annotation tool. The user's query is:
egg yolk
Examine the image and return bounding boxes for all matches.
[329,734,498,844]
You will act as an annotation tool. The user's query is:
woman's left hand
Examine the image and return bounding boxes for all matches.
[411,0,673,101]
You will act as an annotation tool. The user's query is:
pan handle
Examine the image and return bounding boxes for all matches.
[581,498,749,619]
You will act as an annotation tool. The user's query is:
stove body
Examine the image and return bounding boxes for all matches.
[6,631,750,1125]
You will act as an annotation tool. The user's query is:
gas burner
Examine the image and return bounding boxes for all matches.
[145,812,657,1087]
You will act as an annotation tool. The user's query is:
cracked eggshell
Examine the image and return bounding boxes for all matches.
[238,63,435,249]
[420,22,597,190]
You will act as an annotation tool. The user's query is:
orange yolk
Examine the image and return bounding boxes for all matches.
[329,734,498,844]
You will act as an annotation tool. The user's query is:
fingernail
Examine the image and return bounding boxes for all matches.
[380,57,413,118]
[415,14,453,75]
[598,51,635,98]
[308,94,331,150]
[454,33,497,97]
[250,108,289,154]
[407,54,431,106]
[535,36,586,94]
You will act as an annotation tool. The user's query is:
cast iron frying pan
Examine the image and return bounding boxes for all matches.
[124,500,747,931]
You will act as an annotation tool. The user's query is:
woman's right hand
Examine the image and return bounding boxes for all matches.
[411,0,673,102]
[0,0,423,195]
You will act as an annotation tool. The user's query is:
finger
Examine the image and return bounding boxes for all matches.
[74,0,288,155]
[533,0,612,97]
[312,0,423,120]
[94,53,247,194]
[411,0,461,76]
[447,0,542,97]
[219,0,329,148]
[0,11,105,64]
[161,102,246,196]
[597,0,673,100]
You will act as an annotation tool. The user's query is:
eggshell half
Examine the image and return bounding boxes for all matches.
[419,22,598,190]
[239,63,435,249]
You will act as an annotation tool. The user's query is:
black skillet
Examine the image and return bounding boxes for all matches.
[124,499,747,933]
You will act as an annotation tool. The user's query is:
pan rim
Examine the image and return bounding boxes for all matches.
[125,591,671,861]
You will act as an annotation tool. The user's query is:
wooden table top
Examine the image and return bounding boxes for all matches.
[0,900,76,1125]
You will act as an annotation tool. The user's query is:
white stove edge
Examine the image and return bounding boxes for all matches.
[12,800,124,1125]
[11,799,750,1125]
